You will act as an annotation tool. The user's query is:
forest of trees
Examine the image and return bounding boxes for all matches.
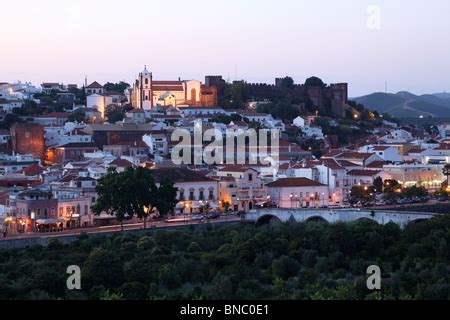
[0,216,448,300]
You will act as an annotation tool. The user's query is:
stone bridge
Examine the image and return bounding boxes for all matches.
[244,208,440,229]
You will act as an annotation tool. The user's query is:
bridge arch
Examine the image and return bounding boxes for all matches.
[305,216,329,223]
[405,218,428,229]
[256,214,282,225]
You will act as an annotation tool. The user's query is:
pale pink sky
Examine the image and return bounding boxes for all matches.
[1,0,450,96]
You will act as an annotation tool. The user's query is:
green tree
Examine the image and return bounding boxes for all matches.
[156,178,178,218]
[92,168,131,230]
[103,82,130,94]
[304,76,326,88]
[0,113,22,129]
[348,186,371,206]
[129,167,159,229]
[105,104,124,123]
[373,177,383,193]
[442,164,450,186]
[223,201,231,213]
[68,109,86,123]
[202,203,211,217]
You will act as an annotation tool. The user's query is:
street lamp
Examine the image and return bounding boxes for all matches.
[30,211,36,233]
[184,203,189,225]
[143,206,150,228]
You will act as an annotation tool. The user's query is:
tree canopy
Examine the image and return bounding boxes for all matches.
[304,76,326,88]
[0,215,448,300]
[92,167,177,229]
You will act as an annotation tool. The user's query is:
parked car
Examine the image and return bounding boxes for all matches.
[206,212,220,219]
[397,198,412,204]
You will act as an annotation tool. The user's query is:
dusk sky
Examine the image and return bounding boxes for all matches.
[2,0,449,96]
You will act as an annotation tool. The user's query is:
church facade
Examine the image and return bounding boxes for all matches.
[132,67,217,110]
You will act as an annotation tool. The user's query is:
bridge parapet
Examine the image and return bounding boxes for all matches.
[244,208,438,229]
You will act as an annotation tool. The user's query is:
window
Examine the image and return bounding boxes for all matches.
[179,190,185,201]
[209,190,214,200]
[189,190,195,201]
[199,189,204,201]
[248,173,253,181]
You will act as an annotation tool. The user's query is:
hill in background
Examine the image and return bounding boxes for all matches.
[353,91,450,118]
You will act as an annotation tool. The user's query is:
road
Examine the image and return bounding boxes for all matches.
[0,216,242,241]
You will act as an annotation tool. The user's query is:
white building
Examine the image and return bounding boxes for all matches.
[0,98,23,113]
[421,145,450,164]
[438,124,450,139]
[85,82,105,95]
[266,177,329,208]
[347,169,386,188]
[142,133,169,156]
[215,166,267,212]
[358,145,403,162]
[152,167,219,215]
[86,94,113,118]
[382,162,444,190]
[381,129,413,143]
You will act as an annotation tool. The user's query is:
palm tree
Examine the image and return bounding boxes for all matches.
[202,203,211,216]
[443,164,450,187]
[223,201,231,213]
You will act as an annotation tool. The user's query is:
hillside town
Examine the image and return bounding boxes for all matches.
[1,69,449,236]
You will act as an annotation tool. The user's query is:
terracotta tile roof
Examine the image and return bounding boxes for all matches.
[58,174,78,183]
[339,152,373,160]
[371,146,390,151]
[266,177,325,188]
[336,160,361,167]
[407,148,425,154]
[366,161,387,168]
[228,121,248,127]
[348,169,381,176]
[217,165,257,173]
[322,149,343,158]
[435,144,450,150]
[21,163,45,176]
[109,159,133,168]
[86,81,103,89]
[152,81,183,85]
[319,158,344,170]
[152,85,184,91]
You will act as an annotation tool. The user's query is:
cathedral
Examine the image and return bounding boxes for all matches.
[131,66,217,110]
